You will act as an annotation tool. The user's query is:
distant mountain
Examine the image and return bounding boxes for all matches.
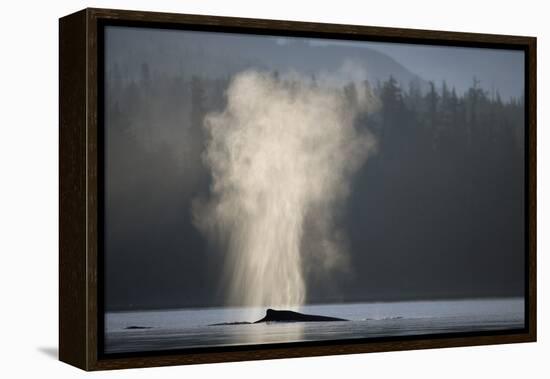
[105,27,428,91]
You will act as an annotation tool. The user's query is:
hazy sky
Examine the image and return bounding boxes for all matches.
[103,26,525,311]
[105,26,524,99]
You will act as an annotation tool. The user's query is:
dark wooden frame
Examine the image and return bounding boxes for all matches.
[59,7,537,371]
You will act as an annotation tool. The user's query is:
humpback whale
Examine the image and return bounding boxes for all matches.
[254,308,348,323]
[208,308,348,326]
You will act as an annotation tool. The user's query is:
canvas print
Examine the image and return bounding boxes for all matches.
[102,26,526,354]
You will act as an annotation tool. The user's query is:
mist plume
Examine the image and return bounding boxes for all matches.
[193,66,378,311]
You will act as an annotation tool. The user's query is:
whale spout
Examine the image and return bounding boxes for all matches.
[254,308,348,323]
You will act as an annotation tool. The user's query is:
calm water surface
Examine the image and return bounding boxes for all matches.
[105,298,524,353]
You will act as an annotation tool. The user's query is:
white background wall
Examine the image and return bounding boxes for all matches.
[0,0,546,377]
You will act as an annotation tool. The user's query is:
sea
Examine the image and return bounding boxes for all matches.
[104,298,524,354]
